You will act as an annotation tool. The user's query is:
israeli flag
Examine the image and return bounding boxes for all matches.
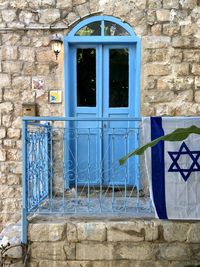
[143,117,200,220]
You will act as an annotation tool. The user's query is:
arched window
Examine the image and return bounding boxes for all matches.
[69,16,134,37]
[67,15,138,39]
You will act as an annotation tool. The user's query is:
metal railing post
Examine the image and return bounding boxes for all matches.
[21,119,28,244]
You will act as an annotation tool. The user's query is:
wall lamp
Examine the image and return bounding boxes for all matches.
[50,34,63,60]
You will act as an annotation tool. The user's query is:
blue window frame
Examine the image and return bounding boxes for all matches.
[64,16,141,187]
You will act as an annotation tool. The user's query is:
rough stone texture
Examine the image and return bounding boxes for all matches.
[195,90,200,102]
[28,222,66,241]
[66,223,78,242]
[76,242,158,261]
[159,243,192,260]
[0,128,6,139]
[143,37,171,49]
[163,0,179,8]
[2,61,23,74]
[38,260,91,267]
[41,0,56,7]
[147,0,162,8]
[39,9,60,24]
[0,149,6,161]
[27,220,200,265]
[192,64,200,76]
[7,174,21,185]
[10,0,27,9]
[0,102,13,114]
[144,220,159,241]
[144,90,175,103]
[107,221,145,242]
[0,0,199,253]
[156,10,171,22]
[76,3,90,17]
[0,46,18,60]
[76,243,115,260]
[31,241,75,260]
[0,74,11,88]
[162,222,190,242]
[36,48,55,63]
[7,128,21,139]
[144,64,171,76]
[187,224,200,243]
[56,0,72,10]
[2,9,16,22]
[12,76,31,91]
[163,24,180,36]
[19,47,35,62]
[31,260,200,267]
[77,222,106,241]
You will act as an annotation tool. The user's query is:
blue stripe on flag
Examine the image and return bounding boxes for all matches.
[151,117,168,219]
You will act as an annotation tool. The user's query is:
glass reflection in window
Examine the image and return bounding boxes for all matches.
[77,48,96,107]
[104,21,130,36]
[75,22,101,36]
[109,49,129,107]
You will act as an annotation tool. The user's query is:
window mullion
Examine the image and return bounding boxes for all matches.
[101,20,104,36]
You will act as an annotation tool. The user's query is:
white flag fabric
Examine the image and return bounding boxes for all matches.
[143,117,200,220]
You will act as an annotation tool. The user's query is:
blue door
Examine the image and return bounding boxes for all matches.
[64,16,141,188]
[67,44,138,186]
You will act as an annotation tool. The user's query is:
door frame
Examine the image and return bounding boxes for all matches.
[64,15,141,118]
[64,16,141,188]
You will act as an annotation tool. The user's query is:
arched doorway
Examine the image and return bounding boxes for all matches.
[64,16,141,187]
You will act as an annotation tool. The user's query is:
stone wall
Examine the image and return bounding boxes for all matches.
[28,219,200,266]
[0,0,199,230]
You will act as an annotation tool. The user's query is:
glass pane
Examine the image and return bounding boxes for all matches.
[77,48,96,107]
[75,22,101,36]
[104,21,130,36]
[109,49,129,108]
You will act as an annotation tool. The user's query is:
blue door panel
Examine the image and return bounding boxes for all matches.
[76,129,100,185]
[102,45,137,186]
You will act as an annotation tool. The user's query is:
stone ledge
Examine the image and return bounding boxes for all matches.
[28,219,200,264]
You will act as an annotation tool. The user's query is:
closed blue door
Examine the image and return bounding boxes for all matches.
[68,44,138,186]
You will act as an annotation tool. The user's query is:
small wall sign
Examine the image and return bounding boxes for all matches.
[49,90,62,103]
[32,78,45,90]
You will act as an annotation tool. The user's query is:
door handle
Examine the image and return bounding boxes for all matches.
[103,123,107,128]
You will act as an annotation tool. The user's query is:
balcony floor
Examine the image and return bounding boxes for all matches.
[28,188,154,219]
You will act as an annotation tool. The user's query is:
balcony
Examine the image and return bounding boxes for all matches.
[22,117,154,243]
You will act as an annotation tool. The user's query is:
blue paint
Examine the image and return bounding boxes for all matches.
[66,36,139,43]
[27,126,50,211]
[151,117,168,219]
[22,116,141,121]
[64,16,141,187]
[22,120,27,244]
[135,38,141,117]
[102,45,137,185]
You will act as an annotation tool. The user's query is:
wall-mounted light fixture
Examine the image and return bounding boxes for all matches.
[50,34,63,60]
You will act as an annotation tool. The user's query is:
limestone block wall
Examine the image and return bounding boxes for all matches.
[0,0,199,230]
[28,219,200,266]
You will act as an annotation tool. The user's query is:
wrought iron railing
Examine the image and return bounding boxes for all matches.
[22,117,154,243]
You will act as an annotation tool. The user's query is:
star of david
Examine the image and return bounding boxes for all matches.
[168,142,200,182]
